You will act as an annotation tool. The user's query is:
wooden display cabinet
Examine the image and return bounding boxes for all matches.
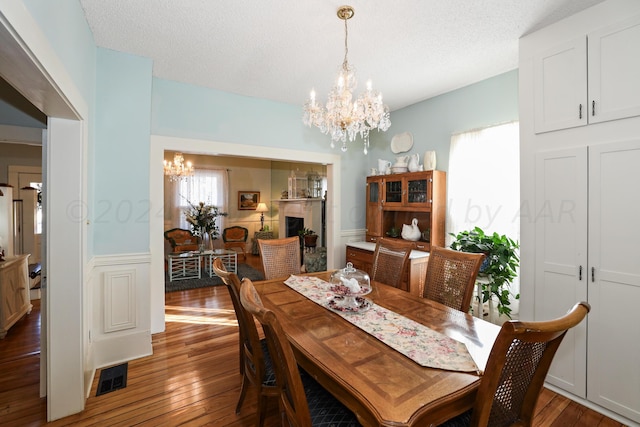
[365,170,446,252]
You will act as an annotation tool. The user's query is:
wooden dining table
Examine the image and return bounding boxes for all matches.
[252,271,501,427]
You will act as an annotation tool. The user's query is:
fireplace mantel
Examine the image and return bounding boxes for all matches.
[275,199,323,242]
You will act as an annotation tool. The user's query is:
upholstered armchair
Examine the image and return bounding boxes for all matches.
[164,228,200,253]
[223,226,249,260]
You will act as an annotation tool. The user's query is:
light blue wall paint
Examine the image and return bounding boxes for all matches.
[20,0,98,256]
[23,0,97,101]
[366,70,519,175]
[93,48,153,254]
[153,79,305,149]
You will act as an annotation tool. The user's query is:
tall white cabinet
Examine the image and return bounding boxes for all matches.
[520,1,640,425]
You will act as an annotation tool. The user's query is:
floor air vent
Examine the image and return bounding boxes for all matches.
[96,363,128,396]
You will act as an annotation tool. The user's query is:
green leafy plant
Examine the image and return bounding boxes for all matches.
[298,227,315,236]
[449,226,520,318]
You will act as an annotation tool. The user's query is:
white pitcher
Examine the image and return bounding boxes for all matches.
[408,153,420,172]
[378,159,391,174]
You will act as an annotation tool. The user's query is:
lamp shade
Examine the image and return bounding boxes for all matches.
[256,202,269,212]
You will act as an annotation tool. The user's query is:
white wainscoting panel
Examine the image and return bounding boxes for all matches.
[103,269,136,333]
[91,253,152,369]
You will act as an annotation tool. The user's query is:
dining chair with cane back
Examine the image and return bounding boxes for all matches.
[211,258,277,427]
[370,237,414,289]
[438,301,590,427]
[422,246,485,313]
[239,277,361,427]
[258,236,301,280]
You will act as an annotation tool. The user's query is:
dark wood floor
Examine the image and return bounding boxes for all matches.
[0,254,627,426]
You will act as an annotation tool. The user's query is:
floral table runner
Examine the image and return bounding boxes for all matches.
[284,275,480,373]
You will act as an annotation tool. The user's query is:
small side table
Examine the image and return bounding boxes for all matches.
[474,274,494,320]
[202,249,238,277]
[167,252,201,282]
[252,231,274,255]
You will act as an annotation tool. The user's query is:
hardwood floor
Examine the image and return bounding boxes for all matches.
[0,254,627,426]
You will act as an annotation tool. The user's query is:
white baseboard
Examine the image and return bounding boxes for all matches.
[91,330,152,370]
[545,383,639,427]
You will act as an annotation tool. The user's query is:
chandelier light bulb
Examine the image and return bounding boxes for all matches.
[302,5,391,154]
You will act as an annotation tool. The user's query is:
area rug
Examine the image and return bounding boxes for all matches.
[165,263,264,292]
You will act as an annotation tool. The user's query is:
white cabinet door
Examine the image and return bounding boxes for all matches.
[534,14,640,133]
[534,147,588,397]
[588,14,640,124]
[587,139,640,423]
[534,38,588,133]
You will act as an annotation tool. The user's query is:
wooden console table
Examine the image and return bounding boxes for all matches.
[0,254,32,339]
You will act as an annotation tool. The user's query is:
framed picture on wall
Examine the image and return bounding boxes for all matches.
[238,191,260,210]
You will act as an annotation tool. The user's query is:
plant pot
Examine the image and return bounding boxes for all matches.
[303,234,318,248]
[479,253,491,272]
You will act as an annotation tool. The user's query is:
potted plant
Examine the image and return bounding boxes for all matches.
[298,227,318,248]
[449,227,520,318]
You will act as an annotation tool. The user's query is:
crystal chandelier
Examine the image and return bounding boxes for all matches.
[303,5,391,155]
[163,152,194,182]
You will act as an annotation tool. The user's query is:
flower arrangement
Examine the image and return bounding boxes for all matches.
[184,200,228,239]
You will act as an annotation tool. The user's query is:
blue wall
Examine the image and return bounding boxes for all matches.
[93,48,153,254]
[366,70,519,175]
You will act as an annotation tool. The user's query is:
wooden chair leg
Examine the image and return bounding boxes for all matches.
[235,373,249,414]
[257,392,269,427]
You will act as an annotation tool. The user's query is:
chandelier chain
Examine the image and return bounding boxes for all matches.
[342,15,349,70]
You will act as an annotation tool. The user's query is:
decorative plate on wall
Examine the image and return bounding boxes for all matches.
[390,132,413,153]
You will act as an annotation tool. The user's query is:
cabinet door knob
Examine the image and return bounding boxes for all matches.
[592,100,596,116]
[579,103,583,119]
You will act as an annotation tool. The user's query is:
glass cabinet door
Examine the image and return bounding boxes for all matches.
[368,180,380,203]
[406,176,430,206]
[384,177,403,205]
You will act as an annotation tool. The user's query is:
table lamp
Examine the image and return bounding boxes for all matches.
[256,202,269,231]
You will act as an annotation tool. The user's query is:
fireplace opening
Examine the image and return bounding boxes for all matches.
[285,216,304,263]
[286,216,304,238]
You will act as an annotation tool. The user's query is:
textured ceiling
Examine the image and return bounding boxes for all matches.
[79,0,605,111]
